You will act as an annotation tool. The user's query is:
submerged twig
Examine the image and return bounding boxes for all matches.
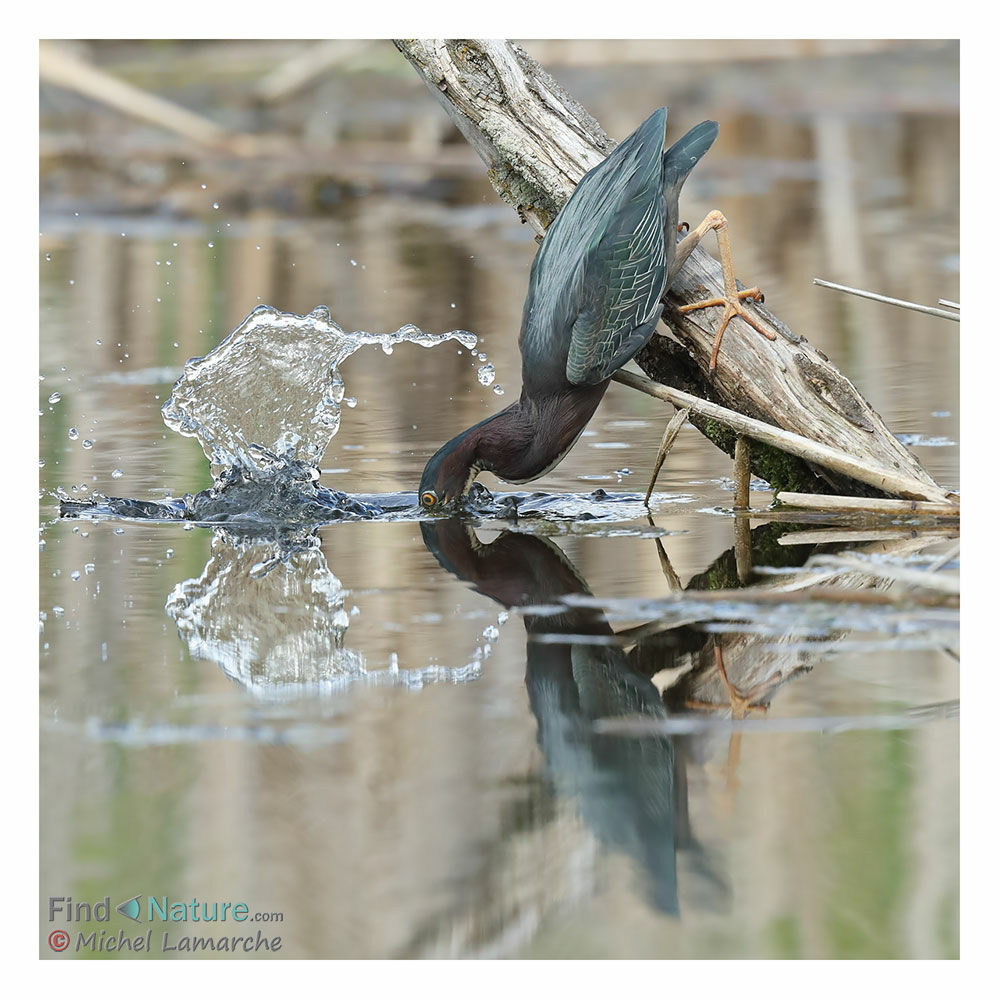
[594,699,959,736]
[733,436,751,510]
[813,278,960,322]
[644,406,690,505]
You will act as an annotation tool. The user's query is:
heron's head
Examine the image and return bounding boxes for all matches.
[419,429,481,511]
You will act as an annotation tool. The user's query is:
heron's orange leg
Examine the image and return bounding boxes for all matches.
[684,646,769,719]
[674,210,775,371]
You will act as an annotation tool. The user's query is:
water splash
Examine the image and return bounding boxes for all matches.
[161,304,476,480]
[58,302,689,529]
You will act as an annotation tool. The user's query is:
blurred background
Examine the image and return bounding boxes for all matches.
[39,39,959,959]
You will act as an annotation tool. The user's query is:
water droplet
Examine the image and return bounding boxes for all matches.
[213,202,220,210]
[493,385,505,396]
[477,363,495,386]
[111,468,124,479]
[84,563,95,574]
[114,528,124,535]
[48,392,61,404]
[67,427,79,440]
[165,548,174,559]
[82,440,93,449]
[95,339,102,346]
[38,457,45,468]
[70,570,81,582]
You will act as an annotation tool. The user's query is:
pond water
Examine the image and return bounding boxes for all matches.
[39,41,958,959]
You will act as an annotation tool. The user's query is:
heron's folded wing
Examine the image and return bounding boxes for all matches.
[565,196,667,386]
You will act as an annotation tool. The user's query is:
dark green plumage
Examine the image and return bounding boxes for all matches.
[522,109,718,391]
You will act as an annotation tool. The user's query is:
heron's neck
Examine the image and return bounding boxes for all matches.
[468,382,609,484]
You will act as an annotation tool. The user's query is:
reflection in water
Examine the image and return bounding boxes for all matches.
[416,517,958,933]
[421,519,720,915]
[165,527,489,696]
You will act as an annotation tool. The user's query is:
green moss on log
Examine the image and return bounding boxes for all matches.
[686,521,817,591]
[701,418,828,495]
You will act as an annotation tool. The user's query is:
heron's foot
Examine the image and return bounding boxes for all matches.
[670,209,777,372]
[679,287,775,371]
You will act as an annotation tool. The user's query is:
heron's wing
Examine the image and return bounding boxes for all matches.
[564,191,667,386]
[519,108,670,392]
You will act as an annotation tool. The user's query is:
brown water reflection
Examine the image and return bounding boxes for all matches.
[40,40,958,959]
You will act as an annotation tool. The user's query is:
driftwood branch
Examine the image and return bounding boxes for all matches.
[614,370,951,502]
[775,491,959,517]
[813,278,961,322]
[394,38,952,505]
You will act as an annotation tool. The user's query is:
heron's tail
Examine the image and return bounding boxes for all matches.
[663,120,719,188]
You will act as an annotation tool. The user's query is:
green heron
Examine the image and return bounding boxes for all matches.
[419,107,773,510]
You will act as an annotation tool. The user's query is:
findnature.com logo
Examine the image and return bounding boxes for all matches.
[46,895,284,955]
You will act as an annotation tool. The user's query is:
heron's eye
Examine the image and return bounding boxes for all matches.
[421,491,437,508]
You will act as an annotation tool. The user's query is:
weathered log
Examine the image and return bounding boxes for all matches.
[394,39,953,505]
[614,369,950,501]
